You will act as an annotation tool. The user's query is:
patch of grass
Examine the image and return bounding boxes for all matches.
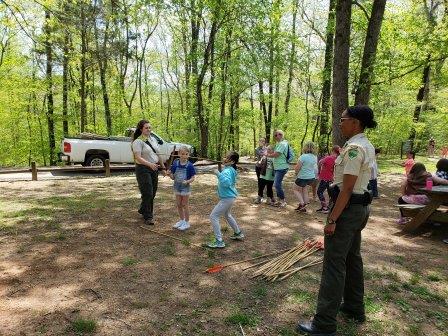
[33,234,51,242]
[409,274,420,285]
[159,291,170,302]
[288,288,314,304]
[403,282,446,303]
[426,272,442,282]
[252,283,267,299]
[55,231,67,241]
[161,241,176,256]
[408,323,422,336]
[45,221,62,230]
[365,295,383,314]
[0,222,16,233]
[122,256,138,266]
[178,297,189,307]
[181,238,191,247]
[277,327,296,336]
[384,271,400,282]
[71,318,97,334]
[426,310,447,322]
[338,320,358,336]
[225,311,260,327]
[394,255,405,265]
[131,301,150,309]
[395,298,411,312]
[206,249,216,259]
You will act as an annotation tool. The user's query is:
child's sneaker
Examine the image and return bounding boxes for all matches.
[205,239,225,248]
[178,221,190,231]
[277,200,287,208]
[397,217,410,225]
[266,198,275,205]
[230,231,245,241]
[254,196,262,204]
[173,220,184,229]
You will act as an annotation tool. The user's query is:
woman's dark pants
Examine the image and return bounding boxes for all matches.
[135,164,158,221]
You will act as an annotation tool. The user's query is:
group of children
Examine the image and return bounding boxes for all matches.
[166,142,448,249]
[167,146,243,248]
[255,140,344,214]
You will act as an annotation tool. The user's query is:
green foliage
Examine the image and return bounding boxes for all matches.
[71,318,97,334]
[225,311,260,327]
[1,0,448,166]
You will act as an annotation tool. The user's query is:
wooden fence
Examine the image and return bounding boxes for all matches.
[0,160,254,181]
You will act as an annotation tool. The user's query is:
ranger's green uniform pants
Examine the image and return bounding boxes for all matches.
[313,204,370,332]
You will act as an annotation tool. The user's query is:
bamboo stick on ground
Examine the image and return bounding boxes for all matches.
[249,239,323,282]
[279,259,323,281]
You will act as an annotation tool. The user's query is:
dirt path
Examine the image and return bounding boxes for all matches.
[0,171,447,335]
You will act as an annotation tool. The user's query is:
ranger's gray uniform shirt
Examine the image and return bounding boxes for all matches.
[132,136,160,164]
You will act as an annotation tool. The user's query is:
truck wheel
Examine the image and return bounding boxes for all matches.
[85,155,106,167]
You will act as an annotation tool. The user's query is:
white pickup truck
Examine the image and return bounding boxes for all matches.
[59,128,196,166]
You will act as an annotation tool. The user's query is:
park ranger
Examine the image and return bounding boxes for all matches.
[297,105,377,336]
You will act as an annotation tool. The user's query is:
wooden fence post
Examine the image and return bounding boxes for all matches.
[31,161,37,181]
[105,159,111,177]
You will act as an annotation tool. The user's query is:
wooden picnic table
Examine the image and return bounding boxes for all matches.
[403,185,448,232]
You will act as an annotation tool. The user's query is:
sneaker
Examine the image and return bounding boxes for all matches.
[442,238,448,244]
[254,196,262,204]
[173,220,184,229]
[144,218,154,225]
[321,208,330,214]
[295,204,304,211]
[266,198,275,205]
[397,217,410,225]
[316,207,324,213]
[230,231,245,241]
[205,239,225,248]
[178,221,190,231]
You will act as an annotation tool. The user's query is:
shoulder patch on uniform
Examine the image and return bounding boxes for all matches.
[348,149,359,160]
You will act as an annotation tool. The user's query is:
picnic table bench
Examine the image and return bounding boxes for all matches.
[398,186,448,232]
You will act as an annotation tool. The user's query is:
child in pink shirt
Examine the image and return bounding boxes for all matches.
[402,151,415,176]
[316,146,340,213]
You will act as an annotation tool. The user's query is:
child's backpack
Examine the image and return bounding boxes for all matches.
[286,143,295,164]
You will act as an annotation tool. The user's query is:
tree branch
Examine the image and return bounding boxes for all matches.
[352,0,370,21]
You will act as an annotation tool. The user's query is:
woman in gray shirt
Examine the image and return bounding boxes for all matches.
[132,120,166,225]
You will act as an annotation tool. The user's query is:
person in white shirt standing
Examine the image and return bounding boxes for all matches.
[132,120,166,225]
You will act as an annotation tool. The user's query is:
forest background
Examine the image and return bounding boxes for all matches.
[0,0,447,167]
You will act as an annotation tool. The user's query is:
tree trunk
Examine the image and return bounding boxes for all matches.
[354,0,387,105]
[409,59,431,144]
[259,81,270,143]
[318,0,336,154]
[93,1,112,135]
[62,31,69,137]
[331,0,352,146]
[44,11,55,165]
[284,0,299,117]
[80,3,88,133]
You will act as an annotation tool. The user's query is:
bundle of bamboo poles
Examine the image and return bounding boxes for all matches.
[244,239,323,282]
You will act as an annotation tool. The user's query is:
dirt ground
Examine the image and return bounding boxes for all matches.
[0,170,447,336]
